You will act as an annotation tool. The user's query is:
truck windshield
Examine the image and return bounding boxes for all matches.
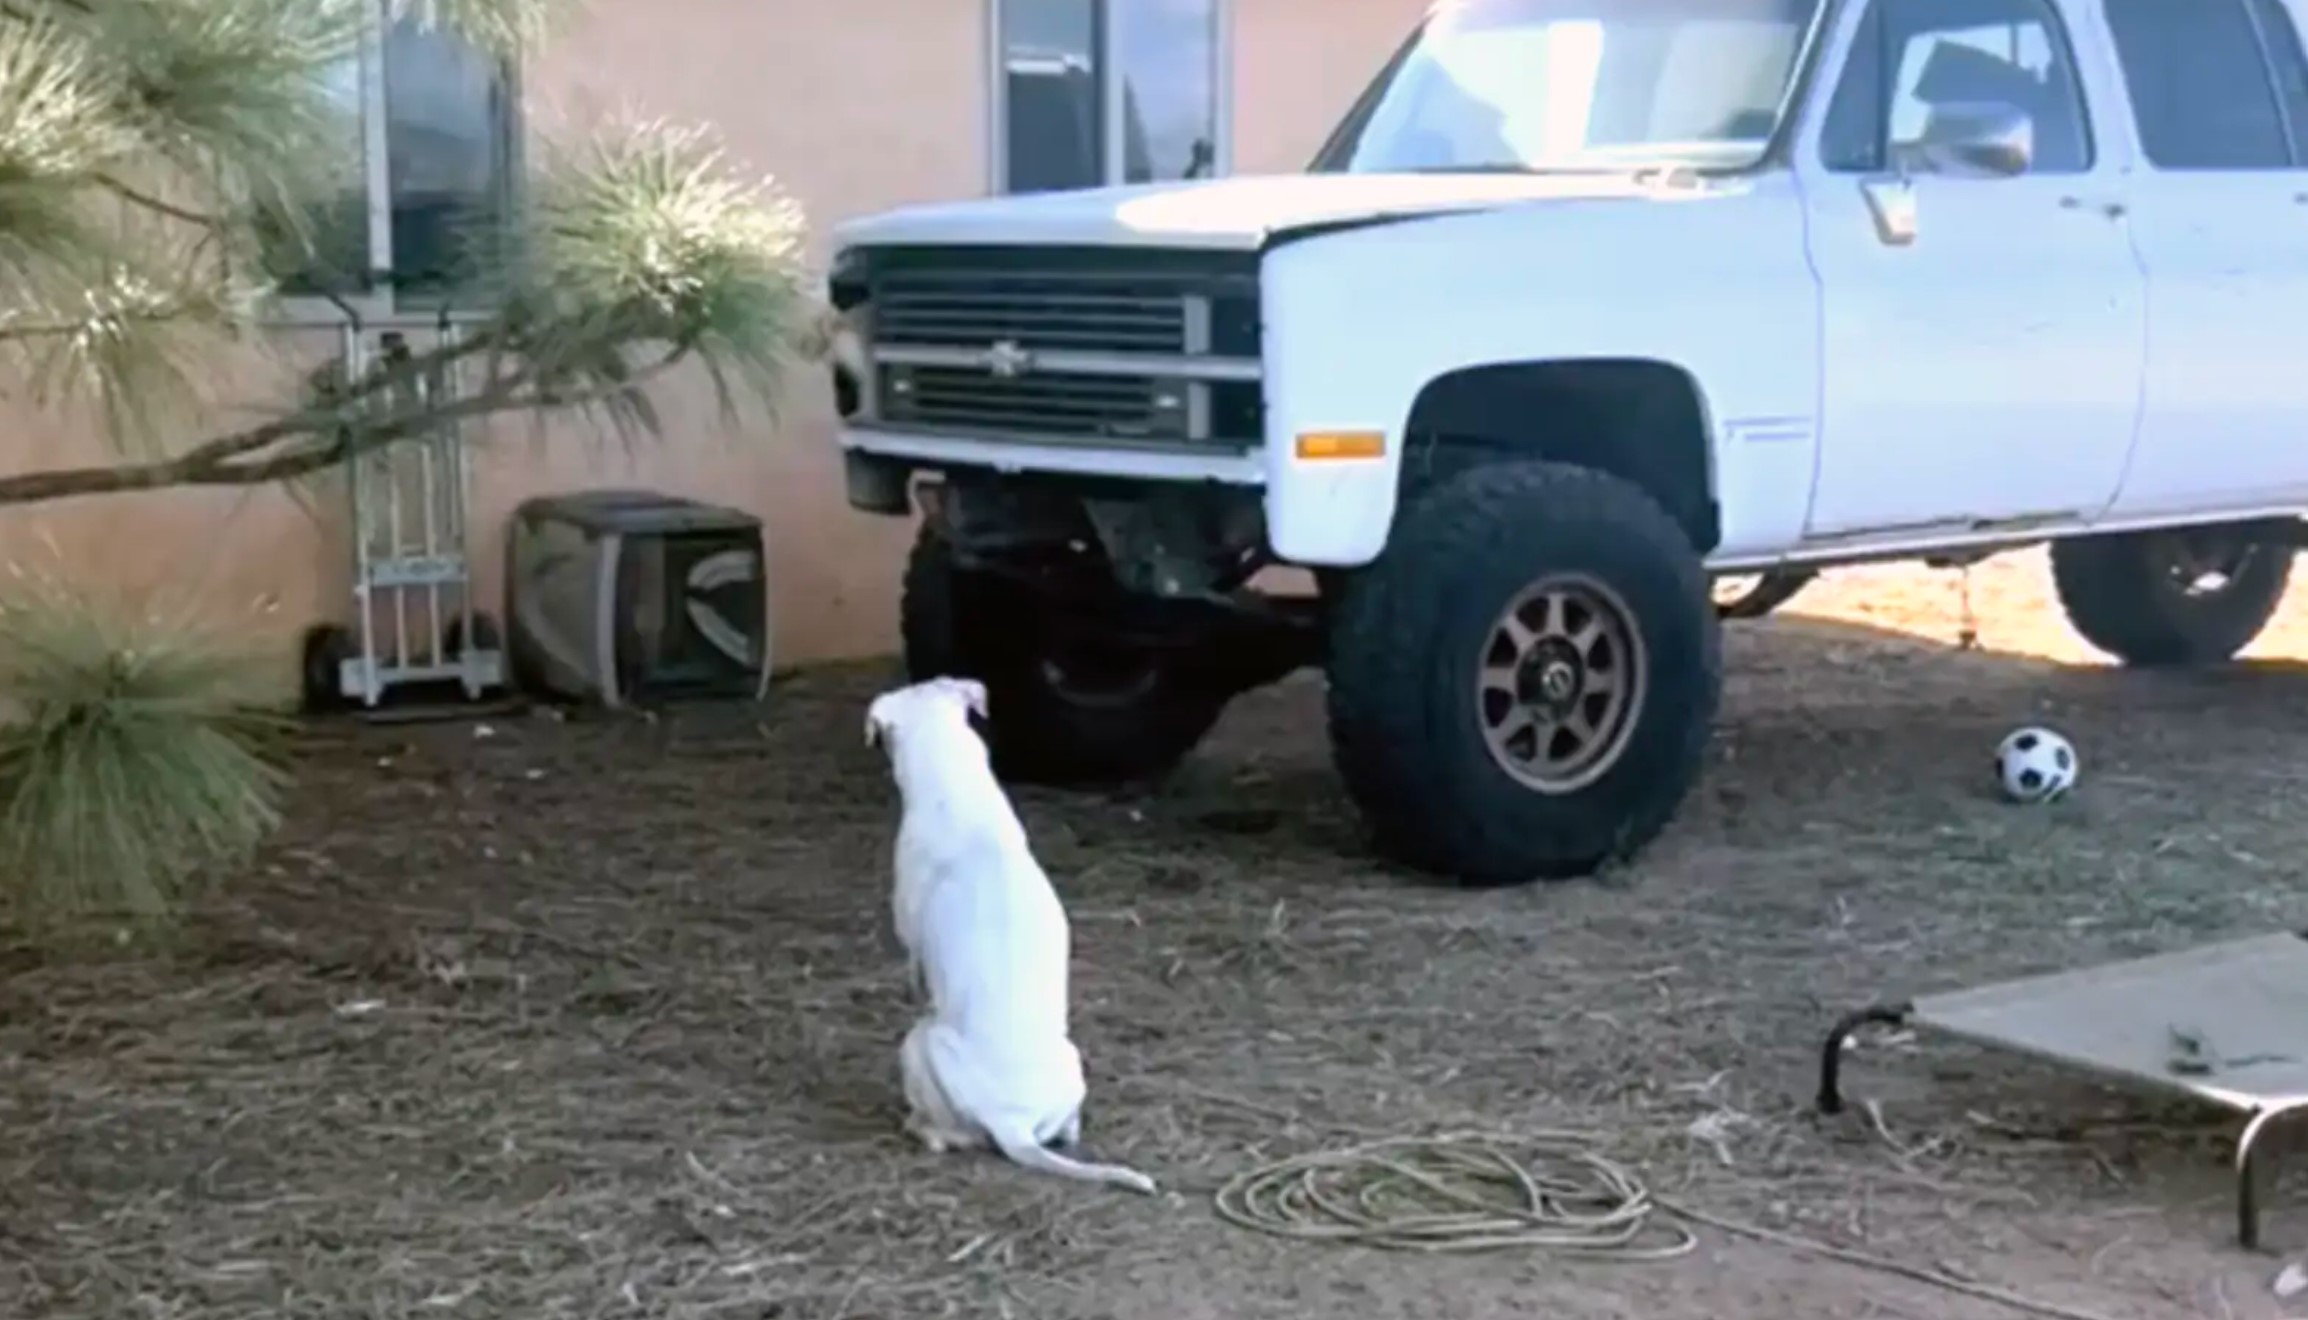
[1312,0,1828,175]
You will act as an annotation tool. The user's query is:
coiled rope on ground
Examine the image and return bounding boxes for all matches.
[1212,1130,1696,1258]
[1210,1130,2119,1320]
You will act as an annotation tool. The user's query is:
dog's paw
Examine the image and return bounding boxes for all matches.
[902,1114,944,1154]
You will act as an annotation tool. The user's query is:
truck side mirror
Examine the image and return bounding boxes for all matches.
[1912,101,2034,179]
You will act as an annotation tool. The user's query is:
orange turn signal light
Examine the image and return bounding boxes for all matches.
[1293,430,1387,461]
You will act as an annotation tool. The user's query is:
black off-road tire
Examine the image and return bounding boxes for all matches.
[2050,527,2293,667]
[1326,461,1721,886]
[900,523,1226,786]
[1712,568,1819,620]
[443,611,501,660]
[300,623,355,714]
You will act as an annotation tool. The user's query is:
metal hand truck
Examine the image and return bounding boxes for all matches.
[299,316,508,714]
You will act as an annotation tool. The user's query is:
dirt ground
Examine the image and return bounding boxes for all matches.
[6,549,2308,1320]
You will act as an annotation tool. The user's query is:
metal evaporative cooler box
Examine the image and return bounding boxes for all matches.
[504,489,772,708]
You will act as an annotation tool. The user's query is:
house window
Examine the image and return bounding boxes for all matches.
[992,0,1229,194]
[271,3,520,313]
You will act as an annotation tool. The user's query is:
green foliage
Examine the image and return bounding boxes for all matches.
[0,576,288,942]
[0,0,813,947]
[504,120,811,435]
[0,0,351,443]
[0,0,814,485]
[85,0,361,220]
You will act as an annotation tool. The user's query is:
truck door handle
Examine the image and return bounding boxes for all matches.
[2059,196,2127,219]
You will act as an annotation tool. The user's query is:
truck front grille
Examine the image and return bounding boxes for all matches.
[874,273,1188,356]
[853,245,1261,451]
[879,367,1183,442]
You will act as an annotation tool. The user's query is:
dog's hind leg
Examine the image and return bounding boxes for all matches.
[915,1024,1153,1193]
[899,1019,977,1153]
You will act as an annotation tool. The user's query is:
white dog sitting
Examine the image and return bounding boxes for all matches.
[866,676,1156,1195]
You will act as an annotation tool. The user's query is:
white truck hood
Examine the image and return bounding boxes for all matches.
[831,171,1716,252]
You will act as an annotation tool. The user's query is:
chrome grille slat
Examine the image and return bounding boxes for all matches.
[880,367,1172,439]
[880,320,1179,351]
[873,277,1187,354]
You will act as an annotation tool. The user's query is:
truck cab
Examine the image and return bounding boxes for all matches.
[827,0,2308,885]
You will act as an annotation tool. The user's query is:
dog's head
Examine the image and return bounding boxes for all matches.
[864,676,990,758]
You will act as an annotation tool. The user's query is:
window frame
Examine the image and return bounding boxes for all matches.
[2241,0,2308,164]
[2102,0,2308,172]
[1815,0,2096,176]
[982,0,1235,195]
[269,1,525,328]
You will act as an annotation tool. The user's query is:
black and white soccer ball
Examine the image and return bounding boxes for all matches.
[1995,726,2078,804]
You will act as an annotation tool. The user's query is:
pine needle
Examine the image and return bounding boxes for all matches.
[502,118,810,436]
[0,573,289,944]
[0,0,814,492]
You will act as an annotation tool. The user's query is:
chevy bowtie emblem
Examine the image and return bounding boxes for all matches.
[981,338,1036,378]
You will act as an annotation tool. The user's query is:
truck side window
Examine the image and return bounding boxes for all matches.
[1819,0,2093,175]
[2103,0,2302,169]
[2247,0,2308,162]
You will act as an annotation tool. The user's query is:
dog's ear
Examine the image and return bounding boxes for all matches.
[945,676,989,720]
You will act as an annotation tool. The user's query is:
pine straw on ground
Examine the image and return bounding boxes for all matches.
[3,552,2307,1320]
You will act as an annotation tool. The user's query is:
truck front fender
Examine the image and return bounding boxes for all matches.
[1255,182,1820,566]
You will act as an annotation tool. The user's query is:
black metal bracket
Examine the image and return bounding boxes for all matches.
[2236,1100,2307,1251]
[1815,1002,1914,1115]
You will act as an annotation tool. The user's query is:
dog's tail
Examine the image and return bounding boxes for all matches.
[987,1128,1158,1194]
[911,1020,1157,1195]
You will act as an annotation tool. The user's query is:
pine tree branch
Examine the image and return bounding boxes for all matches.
[0,343,692,506]
[0,296,224,343]
[93,174,222,229]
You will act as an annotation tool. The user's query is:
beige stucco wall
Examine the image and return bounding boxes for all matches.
[0,0,1422,698]
[1234,0,1417,172]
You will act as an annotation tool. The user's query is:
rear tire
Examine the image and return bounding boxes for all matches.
[2050,525,2292,666]
[1326,461,1721,885]
[901,523,1225,786]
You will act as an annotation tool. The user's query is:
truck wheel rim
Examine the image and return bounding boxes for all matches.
[1476,574,1647,794]
[1037,648,1162,710]
[2161,531,2258,598]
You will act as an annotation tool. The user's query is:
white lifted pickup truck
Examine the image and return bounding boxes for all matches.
[826,0,2308,886]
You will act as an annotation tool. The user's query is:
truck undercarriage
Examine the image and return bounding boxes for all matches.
[925,473,1317,681]
[892,468,1321,784]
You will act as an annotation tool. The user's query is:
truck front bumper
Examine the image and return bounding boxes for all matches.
[841,429,1264,500]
